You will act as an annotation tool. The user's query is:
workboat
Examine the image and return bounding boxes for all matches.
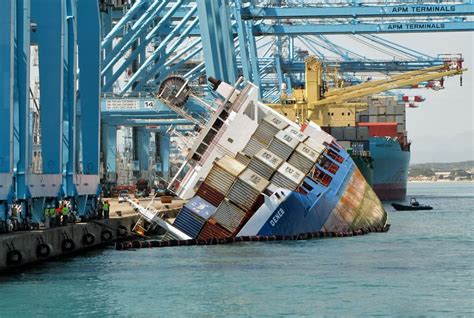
[135,77,388,240]
[391,198,433,211]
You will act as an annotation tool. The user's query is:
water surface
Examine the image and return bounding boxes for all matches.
[0,182,472,316]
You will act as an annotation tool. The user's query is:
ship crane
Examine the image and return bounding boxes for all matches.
[271,55,466,124]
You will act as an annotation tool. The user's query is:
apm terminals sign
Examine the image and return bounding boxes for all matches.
[387,22,447,31]
[391,5,457,14]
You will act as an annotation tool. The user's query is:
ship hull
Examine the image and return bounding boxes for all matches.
[369,137,410,201]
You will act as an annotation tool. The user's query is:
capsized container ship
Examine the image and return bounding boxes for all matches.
[161,78,387,239]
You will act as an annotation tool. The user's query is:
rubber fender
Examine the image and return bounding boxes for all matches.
[6,250,23,266]
[116,225,128,237]
[61,238,76,252]
[100,229,113,242]
[36,243,52,258]
[82,233,96,246]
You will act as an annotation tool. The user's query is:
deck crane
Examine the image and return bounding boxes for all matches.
[269,56,466,126]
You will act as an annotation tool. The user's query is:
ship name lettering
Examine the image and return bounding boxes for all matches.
[270,208,285,227]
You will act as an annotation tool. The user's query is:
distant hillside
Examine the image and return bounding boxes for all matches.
[410,161,474,172]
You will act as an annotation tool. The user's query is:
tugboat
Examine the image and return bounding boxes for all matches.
[391,198,433,211]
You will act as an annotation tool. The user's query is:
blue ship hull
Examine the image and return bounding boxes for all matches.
[238,143,387,236]
[369,137,410,201]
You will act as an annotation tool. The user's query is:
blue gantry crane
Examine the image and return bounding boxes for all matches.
[0,0,102,229]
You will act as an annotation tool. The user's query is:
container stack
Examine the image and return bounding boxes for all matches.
[196,155,245,207]
[227,169,270,211]
[288,143,320,174]
[242,114,288,157]
[247,149,283,179]
[267,130,299,161]
[173,196,217,238]
[271,162,306,191]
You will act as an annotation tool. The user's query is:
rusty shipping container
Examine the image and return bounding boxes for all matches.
[196,182,226,207]
[197,220,232,240]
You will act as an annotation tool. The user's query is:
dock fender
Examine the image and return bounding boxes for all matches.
[101,229,113,242]
[82,233,96,246]
[117,225,128,237]
[61,238,76,252]
[6,250,23,266]
[36,243,52,258]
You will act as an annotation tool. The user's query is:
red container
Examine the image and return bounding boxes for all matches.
[197,219,232,240]
[357,122,397,137]
[196,182,225,207]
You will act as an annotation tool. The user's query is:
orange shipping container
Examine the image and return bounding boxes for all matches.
[357,122,397,138]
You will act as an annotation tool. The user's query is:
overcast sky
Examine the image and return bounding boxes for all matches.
[380,32,473,164]
[293,32,473,164]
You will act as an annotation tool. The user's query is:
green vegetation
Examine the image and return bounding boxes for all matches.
[409,161,473,180]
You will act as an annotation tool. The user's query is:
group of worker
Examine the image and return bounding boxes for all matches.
[43,202,71,228]
[97,199,110,220]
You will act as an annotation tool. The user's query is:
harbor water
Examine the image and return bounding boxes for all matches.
[0,182,472,316]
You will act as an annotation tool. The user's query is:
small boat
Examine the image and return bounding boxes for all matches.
[391,198,433,211]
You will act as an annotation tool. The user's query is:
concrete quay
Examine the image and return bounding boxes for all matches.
[0,209,139,272]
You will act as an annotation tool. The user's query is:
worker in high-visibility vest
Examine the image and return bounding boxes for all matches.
[55,204,62,227]
[102,201,110,219]
[49,206,57,227]
[44,205,50,228]
[61,204,69,226]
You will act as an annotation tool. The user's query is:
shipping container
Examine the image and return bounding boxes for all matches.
[330,126,344,140]
[173,197,216,238]
[213,199,247,233]
[197,221,232,240]
[204,155,245,195]
[196,182,226,207]
[357,122,397,137]
[386,115,395,122]
[284,126,308,143]
[359,115,369,122]
[386,105,395,115]
[227,169,269,211]
[267,130,299,160]
[183,196,217,220]
[248,148,284,179]
[288,143,320,173]
[377,106,386,115]
[368,106,378,115]
[243,136,267,157]
[395,115,405,123]
[394,105,405,114]
[369,115,378,123]
[377,115,386,123]
[356,126,369,141]
[271,162,306,191]
[253,114,289,144]
[343,126,357,140]
[235,152,251,166]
